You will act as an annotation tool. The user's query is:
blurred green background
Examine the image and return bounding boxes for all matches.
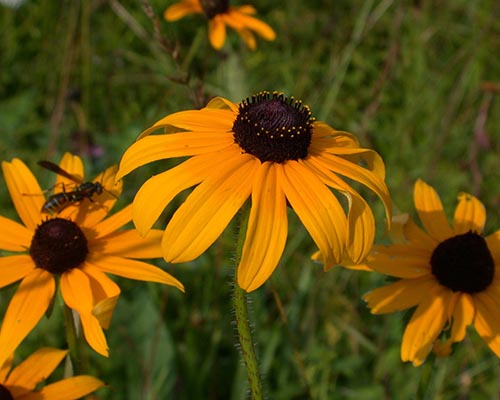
[1,0,500,399]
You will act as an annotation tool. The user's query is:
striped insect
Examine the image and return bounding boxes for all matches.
[38,160,106,214]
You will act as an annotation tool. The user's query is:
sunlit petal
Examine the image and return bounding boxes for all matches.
[162,153,256,263]
[90,229,163,259]
[474,291,500,357]
[453,192,486,234]
[2,159,44,230]
[238,163,287,292]
[449,293,475,343]
[6,348,67,396]
[88,254,184,292]
[54,152,84,191]
[59,165,121,228]
[81,264,121,329]
[236,28,256,50]
[119,134,231,184]
[364,276,436,314]
[0,216,32,251]
[91,204,132,240]
[363,247,431,278]
[0,255,35,288]
[279,161,346,269]
[21,375,105,400]
[401,285,451,366]
[209,17,227,49]
[132,151,222,236]
[0,269,55,368]
[164,0,201,21]
[313,152,391,226]
[60,268,93,313]
[224,11,275,41]
[79,313,109,357]
[413,179,453,241]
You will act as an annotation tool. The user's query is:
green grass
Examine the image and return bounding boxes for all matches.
[1,0,500,398]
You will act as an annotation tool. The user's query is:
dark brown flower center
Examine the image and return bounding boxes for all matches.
[430,231,494,293]
[30,218,88,274]
[199,0,229,19]
[232,92,314,163]
[0,385,13,400]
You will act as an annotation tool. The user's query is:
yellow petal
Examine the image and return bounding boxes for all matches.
[141,108,235,135]
[0,215,32,251]
[90,229,163,259]
[401,285,451,366]
[87,254,184,292]
[132,152,217,236]
[236,28,257,50]
[209,16,227,49]
[486,230,500,261]
[54,153,84,192]
[279,161,346,269]
[59,165,121,228]
[206,96,239,112]
[453,192,486,234]
[91,203,132,239]
[117,131,233,180]
[164,0,201,21]
[311,123,360,147]
[21,375,104,400]
[162,152,256,263]
[0,255,35,288]
[81,264,121,329]
[6,348,67,396]
[413,179,454,242]
[60,268,93,314]
[0,269,55,368]
[314,152,391,228]
[224,10,276,41]
[0,354,12,381]
[363,247,431,278]
[304,156,374,263]
[449,293,475,343]
[238,163,288,292]
[363,276,435,314]
[396,215,438,250]
[474,290,500,353]
[2,159,44,230]
[79,313,109,357]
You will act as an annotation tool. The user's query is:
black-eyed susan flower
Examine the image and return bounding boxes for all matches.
[0,153,184,367]
[116,92,391,292]
[361,179,500,366]
[0,347,104,399]
[164,0,275,50]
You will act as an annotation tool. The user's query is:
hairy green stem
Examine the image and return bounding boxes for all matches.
[233,204,264,400]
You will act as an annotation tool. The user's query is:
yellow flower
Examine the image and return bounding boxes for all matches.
[0,347,104,399]
[0,153,184,366]
[117,92,391,292]
[164,0,276,50]
[362,179,500,366]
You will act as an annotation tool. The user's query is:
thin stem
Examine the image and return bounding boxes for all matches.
[63,304,88,375]
[233,204,264,400]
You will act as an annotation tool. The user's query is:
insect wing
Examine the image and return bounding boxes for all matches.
[37,160,82,184]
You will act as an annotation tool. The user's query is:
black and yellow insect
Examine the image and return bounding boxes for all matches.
[38,160,105,214]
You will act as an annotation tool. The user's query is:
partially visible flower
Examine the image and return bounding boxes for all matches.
[361,179,500,366]
[117,92,391,292]
[0,347,104,399]
[164,0,275,50]
[0,153,184,367]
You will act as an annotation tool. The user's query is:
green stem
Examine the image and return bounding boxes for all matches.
[233,204,264,400]
[63,304,88,375]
